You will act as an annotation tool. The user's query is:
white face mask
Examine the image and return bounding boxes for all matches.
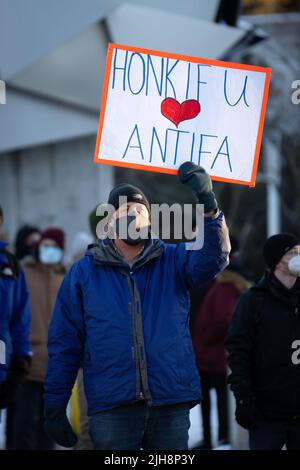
[288,255,300,276]
[39,246,63,265]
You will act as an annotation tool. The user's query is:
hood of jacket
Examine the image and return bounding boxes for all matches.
[87,237,164,271]
[217,269,251,294]
[21,256,66,276]
[254,270,300,307]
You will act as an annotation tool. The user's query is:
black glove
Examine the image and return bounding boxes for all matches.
[178,162,218,213]
[0,355,31,409]
[235,397,258,430]
[44,405,78,448]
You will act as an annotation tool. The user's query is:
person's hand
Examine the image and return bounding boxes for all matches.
[0,355,31,409]
[44,405,78,448]
[178,162,218,213]
[235,397,258,430]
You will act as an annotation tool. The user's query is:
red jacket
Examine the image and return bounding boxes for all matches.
[192,270,250,373]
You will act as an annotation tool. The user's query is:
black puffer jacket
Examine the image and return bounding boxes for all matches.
[226,272,300,421]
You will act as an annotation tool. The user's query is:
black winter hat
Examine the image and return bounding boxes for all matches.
[108,183,150,214]
[263,233,299,271]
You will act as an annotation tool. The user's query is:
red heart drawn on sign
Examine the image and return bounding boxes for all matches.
[161,98,201,127]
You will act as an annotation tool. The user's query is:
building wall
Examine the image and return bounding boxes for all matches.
[0,135,114,253]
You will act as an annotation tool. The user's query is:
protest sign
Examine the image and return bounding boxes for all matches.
[94,43,271,186]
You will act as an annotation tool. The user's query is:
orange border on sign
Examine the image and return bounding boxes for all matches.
[94,43,272,187]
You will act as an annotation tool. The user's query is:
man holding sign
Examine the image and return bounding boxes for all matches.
[44,162,230,450]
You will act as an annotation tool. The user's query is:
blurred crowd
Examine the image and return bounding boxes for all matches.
[1,190,300,450]
[0,205,95,450]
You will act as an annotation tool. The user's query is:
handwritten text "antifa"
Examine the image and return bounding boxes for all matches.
[123,126,232,172]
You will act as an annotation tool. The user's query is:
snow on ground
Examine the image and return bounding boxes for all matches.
[188,390,218,449]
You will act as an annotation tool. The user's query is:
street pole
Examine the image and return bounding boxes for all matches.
[265,136,282,236]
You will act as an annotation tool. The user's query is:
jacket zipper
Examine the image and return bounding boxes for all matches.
[128,272,142,401]
[128,271,152,405]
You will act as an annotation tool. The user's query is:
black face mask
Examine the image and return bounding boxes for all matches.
[115,214,149,246]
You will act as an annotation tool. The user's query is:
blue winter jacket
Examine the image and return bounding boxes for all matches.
[0,240,32,382]
[44,212,230,415]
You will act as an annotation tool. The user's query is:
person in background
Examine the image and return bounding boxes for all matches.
[67,231,94,265]
[89,204,108,241]
[6,227,66,450]
[192,236,250,449]
[0,206,32,422]
[15,225,41,261]
[226,233,300,450]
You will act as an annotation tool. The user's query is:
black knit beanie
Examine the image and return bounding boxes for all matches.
[263,233,299,271]
[108,183,150,214]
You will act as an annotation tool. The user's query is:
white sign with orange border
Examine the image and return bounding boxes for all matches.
[94,43,271,187]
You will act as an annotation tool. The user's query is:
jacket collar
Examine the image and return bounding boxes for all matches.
[87,237,164,272]
[22,256,66,275]
[255,270,300,305]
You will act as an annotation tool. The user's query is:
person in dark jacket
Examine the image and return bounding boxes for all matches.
[44,163,231,450]
[0,206,32,412]
[226,233,300,450]
[15,225,41,261]
[192,238,250,449]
